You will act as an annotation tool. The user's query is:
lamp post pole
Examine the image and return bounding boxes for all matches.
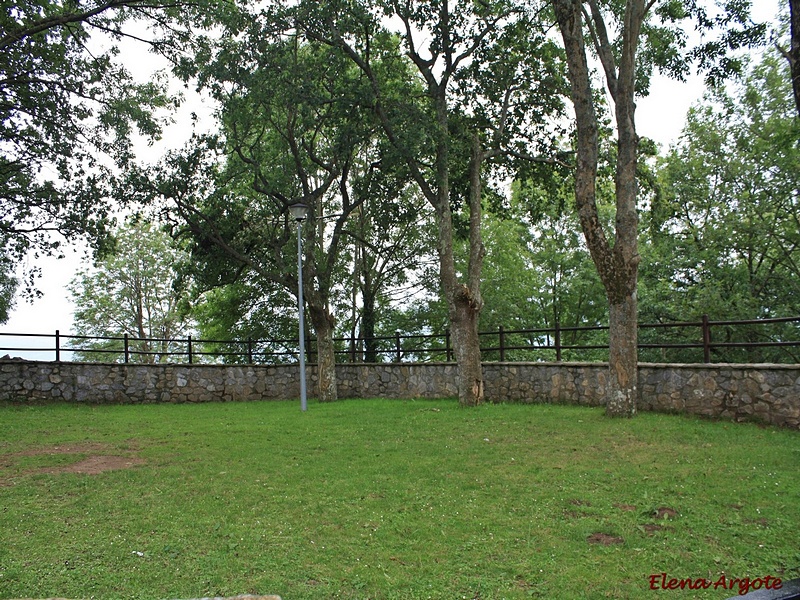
[290,203,309,411]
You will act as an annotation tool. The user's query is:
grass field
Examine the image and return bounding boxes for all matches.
[0,399,798,599]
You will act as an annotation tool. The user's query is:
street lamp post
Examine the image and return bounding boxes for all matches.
[289,203,309,411]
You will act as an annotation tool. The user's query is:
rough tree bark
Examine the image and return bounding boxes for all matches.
[447,133,486,405]
[306,300,338,403]
[789,0,800,117]
[430,102,486,407]
[552,0,643,417]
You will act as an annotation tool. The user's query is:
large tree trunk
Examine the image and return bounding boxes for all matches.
[307,302,338,403]
[461,133,486,405]
[433,123,485,407]
[790,0,800,117]
[604,0,642,417]
[553,0,643,417]
[449,287,484,405]
[361,288,378,363]
[607,291,638,416]
[436,203,484,406]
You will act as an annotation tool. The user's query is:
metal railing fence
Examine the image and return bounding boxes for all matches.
[1,315,798,365]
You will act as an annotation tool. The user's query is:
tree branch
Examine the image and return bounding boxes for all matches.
[1,1,145,50]
[584,0,618,99]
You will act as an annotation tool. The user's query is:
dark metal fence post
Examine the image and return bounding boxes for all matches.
[124,333,130,363]
[499,325,505,362]
[445,328,452,361]
[555,320,562,362]
[702,314,711,363]
[247,337,254,364]
[395,330,402,363]
[188,335,193,364]
[55,329,60,362]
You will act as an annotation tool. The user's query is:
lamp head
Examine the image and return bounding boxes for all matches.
[289,203,309,222]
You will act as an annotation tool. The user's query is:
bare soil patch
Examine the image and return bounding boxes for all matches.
[563,509,589,519]
[642,524,669,535]
[38,455,146,475]
[0,441,145,484]
[16,442,114,456]
[652,506,679,519]
[587,532,624,545]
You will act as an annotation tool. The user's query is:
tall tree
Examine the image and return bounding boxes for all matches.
[129,28,418,401]
[296,0,566,406]
[551,0,646,416]
[550,0,765,416]
[68,219,194,363]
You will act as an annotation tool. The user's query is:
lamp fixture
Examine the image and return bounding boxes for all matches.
[289,203,309,222]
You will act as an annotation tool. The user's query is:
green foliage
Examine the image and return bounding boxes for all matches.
[41,0,787,372]
[133,7,439,370]
[501,180,610,361]
[640,49,800,362]
[385,39,800,366]
[585,0,768,92]
[0,256,17,324]
[0,0,176,290]
[683,0,769,86]
[193,277,302,365]
[67,220,195,362]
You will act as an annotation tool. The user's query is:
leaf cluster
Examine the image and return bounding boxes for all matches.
[0,0,182,306]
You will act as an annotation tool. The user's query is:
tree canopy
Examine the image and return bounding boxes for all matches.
[0,0,197,321]
[68,219,194,362]
[9,0,797,408]
[640,46,800,361]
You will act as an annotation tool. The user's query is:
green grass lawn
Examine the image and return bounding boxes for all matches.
[0,399,798,600]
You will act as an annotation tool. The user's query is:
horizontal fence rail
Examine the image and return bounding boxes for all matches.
[1,315,799,365]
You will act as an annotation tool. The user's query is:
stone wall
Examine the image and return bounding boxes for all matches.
[638,363,800,427]
[485,362,800,428]
[1,359,798,428]
[0,361,303,404]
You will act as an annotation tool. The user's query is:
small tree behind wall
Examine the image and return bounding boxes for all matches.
[68,220,194,363]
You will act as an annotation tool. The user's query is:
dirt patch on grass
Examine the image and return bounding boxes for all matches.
[13,597,282,600]
[642,524,669,535]
[0,441,145,485]
[587,532,624,545]
[652,506,679,520]
[38,455,146,475]
[15,442,115,456]
[563,509,590,519]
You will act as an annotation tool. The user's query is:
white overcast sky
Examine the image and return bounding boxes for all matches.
[2,0,784,359]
